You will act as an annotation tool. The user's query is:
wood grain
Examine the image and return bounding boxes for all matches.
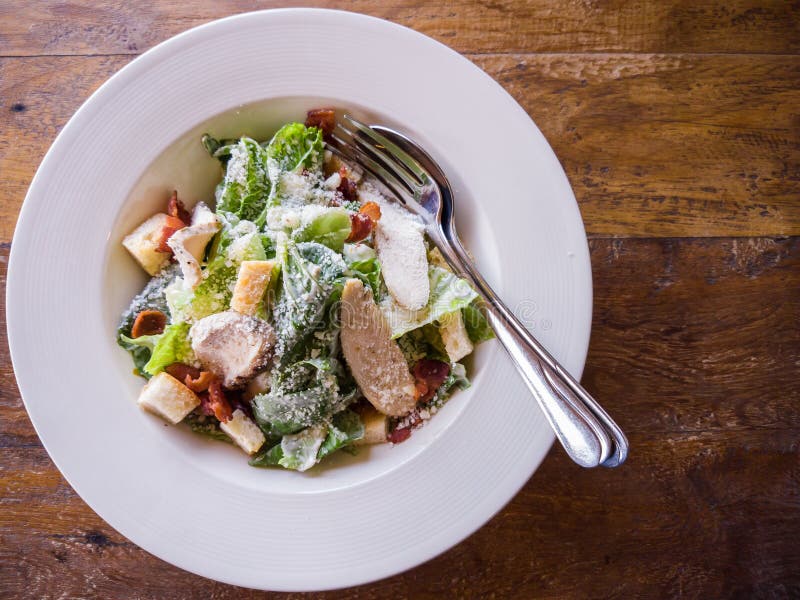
[480,53,800,238]
[2,0,799,57]
[3,2,800,597]
[2,237,798,597]
[2,53,798,241]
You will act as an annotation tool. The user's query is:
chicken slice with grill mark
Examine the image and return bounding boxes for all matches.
[340,279,417,416]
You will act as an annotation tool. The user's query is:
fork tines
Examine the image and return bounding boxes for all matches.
[327,115,428,206]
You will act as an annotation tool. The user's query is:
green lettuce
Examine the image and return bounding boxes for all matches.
[215,137,270,223]
[142,322,193,376]
[118,332,160,377]
[266,123,324,175]
[343,243,382,301]
[183,412,232,443]
[396,324,449,366]
[429,362,470,408]
[380,265,478,338]
[463,300,495,343]
[317,409,365,460]
[248,442,285,468]
[248,409,364,471]
[291,207,351,252]
[272,240,346,363]
[250,237,356,441]
[278,425,327,471]
[265,123,325,209]
[164,277,193,323]
[201,133,238,165]
[251,358,340,437]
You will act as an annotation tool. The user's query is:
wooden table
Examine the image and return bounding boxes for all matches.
[1,2,798,597]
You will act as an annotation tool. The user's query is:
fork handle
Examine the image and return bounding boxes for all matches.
[435,236,625,468]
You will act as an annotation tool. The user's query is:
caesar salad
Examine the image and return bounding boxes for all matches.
[117,109,492,471]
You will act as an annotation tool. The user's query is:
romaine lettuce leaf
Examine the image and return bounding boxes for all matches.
[463,300,494,343]
[201,133,238,165]
[265,123,325,209]
[164,277,193,323]
[266,123,324,175]
[291,206,351,252]
[142,322,194,376]
[396,324,448,366]
[427,362,470,410]
[215,137,270,223]
[117,264,178,335]
[183,412,232,443]
[119,332,161,350]
[380,265,478,338]
[248,409,364,471]
[317,409,364,460]
[251,358,340,436]
[343,243,383,301]
[248,441,285,468]
[272,240,346,363]
[118,333,160,377]
[278,425,327,471]
[253,248,353,439]
[252,382,337,437]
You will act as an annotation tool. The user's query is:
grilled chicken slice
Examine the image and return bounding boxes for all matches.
[340,279,417,416]
[370,195,430,310]
[190,310,276,388]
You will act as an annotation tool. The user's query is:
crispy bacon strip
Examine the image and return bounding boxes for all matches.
[207,379,233,423]
[305,108,336,135]
[414,380,429,402]
[154,215,187,253]
[167,190,191,224]
[346,213,373,242]
[131,310,167,338]
[413,359,450,403]
[388,427,411,444]
[166,363,200,382]
[388,405,428,443]
[185,371,214,393]
[345,200,382,242]
[337,166,358,201]
[165,363,214,393]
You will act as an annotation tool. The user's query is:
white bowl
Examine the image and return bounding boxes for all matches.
[7,9,592,591]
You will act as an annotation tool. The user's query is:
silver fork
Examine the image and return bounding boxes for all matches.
[328,114,628,468]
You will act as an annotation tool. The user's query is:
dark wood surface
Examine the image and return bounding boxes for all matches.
[1,2,798,598]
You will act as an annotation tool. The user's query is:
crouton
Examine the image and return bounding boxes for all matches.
[353,404,389,445]
[122,213,174,276]
[230,260,274,316]
[137,372,200,424]
[220,409,266,455]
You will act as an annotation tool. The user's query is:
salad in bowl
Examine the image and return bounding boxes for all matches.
[117,109,492,472]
